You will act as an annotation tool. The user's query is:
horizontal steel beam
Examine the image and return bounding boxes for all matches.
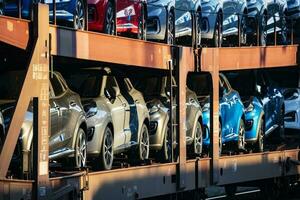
[49,26,172,70]
[201,46,298,72]
[218,150,300,185]
[0,16,29,49]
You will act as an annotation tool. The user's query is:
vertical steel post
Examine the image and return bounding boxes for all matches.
[175,47,187,190]
[53,0,56,25]
[274,15,277,46]
[209,53,220,185]
[257,15,260,46]
[238,13,241,47]
[18,0,22,18]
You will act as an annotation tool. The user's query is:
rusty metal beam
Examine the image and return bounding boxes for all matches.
[0,16,29,49]
[0,4,50,200]
[201,46,298,72]
[49,27,172,69]
[0,179,33,200]
[218,150,300,185]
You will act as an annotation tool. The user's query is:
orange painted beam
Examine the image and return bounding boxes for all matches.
[201,45,298,72]
[0,16,29,49]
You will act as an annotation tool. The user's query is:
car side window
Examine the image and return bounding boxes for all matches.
[50,74,65,97]
[106,76,118,92]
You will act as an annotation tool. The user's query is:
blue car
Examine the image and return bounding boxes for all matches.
[2,0,86,30]
[225,70,285,152]
[195,74,246,154]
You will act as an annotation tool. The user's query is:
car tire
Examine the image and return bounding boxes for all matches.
[196,11,202,47]
[98,126,114,170]
[137,123,149,161]
[137,6,146,40]
[73,0,86,30]
[240,13,247,45]
[213,12,222,47]
[73,128,87,168]
[165,10,175,45]
[104,1,116,35]
[255,118,264,153]
[193,121,203,156]
[259,13,268,46]
[219,121,222,156]
[237,119,246,151]
[280,13,288,45]
[159,125,172,162]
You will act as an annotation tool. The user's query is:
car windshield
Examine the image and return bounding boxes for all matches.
[225,71,255,97]
[64,70,103,98]
[0,70,25,100]
[133,76,162,97]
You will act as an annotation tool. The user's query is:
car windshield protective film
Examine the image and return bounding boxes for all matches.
[64,71,103,98]
[0,70,25,100]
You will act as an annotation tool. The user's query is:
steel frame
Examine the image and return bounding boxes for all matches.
[0,4,299,200]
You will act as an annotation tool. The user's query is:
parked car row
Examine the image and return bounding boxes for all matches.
[188,70,286,155]
[0,0,299,45]
[0,68,296,176]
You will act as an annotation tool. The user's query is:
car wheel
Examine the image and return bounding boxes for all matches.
[255,118,264,153]
[138,123,149,161]
[104,1,116,35]
[193,121,203,155]
[219,121,222,156]
[160,125,172,162]
[280,13,288,45]
[237,120,246,151]
[196,11,202,47]
[99,126,114,170]
[213,12,222,47]
[73,0,86,30]
[165,10,175,45]
[240,13,247,45]
[260,14,268,46]
[74,128,87,168]
[137,7,146,40]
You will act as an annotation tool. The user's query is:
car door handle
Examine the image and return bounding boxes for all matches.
[69,101,77,107]
[135,100,140,104]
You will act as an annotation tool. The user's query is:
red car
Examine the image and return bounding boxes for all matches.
[116,0,146,39]
[88,0,116,34]
[88,0,146,40]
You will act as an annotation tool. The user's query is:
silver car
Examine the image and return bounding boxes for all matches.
[146,0,176,44]
[0,71,88,177]
[133,76,203,161]
[64,68,150,170]
[201,0,223,46]
[175,0,202,46]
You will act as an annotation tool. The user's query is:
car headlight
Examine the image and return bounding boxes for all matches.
[245,103,254,113]
[149,105,159,114]
[202,103,210,112]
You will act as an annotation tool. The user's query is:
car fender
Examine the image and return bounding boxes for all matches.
[157,109,170,147]
[71,114,87,149]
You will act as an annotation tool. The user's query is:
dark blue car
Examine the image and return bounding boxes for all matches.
[2,0,86,30]
[225,70,285,152]
[195,74,246,154]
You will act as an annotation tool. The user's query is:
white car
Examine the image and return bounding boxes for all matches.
[282,88,300,130]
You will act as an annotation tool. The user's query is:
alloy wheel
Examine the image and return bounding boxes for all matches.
[260,14,268,46]
[166,11,175,45]
[73,0,85,30]
[194,121,203,155]
[240,14,247,45]
[139,124,149,160]
[238,120,246,150]
[104,2,115,35]
[75,128,87,168]
[162,125,172,162]
[100,127,114,170]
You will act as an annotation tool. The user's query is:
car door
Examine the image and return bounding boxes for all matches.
[256,71,272,134]
[219,75,233,137]
[104,75,128,149]
[49,73,68,153]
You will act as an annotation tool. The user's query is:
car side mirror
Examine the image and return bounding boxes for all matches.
[293,92,299,99]
[105,87,118,102]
